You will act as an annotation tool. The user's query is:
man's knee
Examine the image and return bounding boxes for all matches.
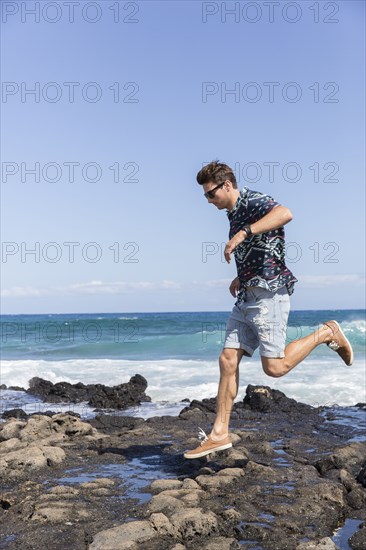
[261,357,287,378]
[219,349,240,375]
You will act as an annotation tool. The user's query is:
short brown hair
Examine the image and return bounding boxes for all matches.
[196,160,237,189]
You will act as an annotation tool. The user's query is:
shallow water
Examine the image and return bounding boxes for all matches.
[321,407,366,443]
[257,513,275,522]
[238,541,264,549]
[270,438,292,467]
[331,518,363,550]
[51,451,177,505]
[0,536,16,549]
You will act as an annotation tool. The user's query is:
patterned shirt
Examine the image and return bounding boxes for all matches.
[226,187,298,304]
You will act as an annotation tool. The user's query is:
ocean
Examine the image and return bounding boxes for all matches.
[1,310,365,420]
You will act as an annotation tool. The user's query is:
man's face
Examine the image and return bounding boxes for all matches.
[202,180,228,209]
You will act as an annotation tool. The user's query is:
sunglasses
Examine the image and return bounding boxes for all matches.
[204,181,226,199]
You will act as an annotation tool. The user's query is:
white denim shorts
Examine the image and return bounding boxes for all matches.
[224,286,290,358]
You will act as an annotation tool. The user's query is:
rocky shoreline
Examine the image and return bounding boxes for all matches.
[0,378,365,550]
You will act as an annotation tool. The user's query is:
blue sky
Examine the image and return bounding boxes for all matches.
[1,0,365,313]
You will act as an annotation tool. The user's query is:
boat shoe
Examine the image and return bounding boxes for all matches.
[324,320,354,366]
[183,427,232,459]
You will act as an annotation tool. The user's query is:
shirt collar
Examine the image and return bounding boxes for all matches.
[226,187,248,218]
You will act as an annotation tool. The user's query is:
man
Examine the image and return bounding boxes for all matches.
[184,160,353,459]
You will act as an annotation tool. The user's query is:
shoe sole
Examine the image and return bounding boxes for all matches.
[183,442,232,459]
[328,320,354,366]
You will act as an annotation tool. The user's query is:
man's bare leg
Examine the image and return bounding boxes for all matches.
[209,325,337,439]
[209,348,245,441]
[261,322,351,377]
[180,320,354,453]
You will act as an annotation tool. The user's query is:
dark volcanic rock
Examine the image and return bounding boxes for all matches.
[179,397,217,416]
[349,524,366,550]
[243,384,315,416]
[2,408,28,420]
[346,488,365,510]
[314,444,366,477]
[88,375,151,409]
[90,414,145,432]
[1,383,365,550]
[356,461,366,488]
[27,378,89,403]
[26,374,151,410]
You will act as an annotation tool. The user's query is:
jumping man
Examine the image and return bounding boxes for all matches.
[184,160,353,459]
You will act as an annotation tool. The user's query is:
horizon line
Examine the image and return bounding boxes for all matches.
[1,308,365,316]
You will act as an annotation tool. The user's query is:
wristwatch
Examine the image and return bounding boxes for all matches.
[243,225,252,237]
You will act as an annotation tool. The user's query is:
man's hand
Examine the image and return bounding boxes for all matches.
[229,277,240,298]
[224,230,246,263]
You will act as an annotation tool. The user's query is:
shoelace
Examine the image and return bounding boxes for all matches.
[324,323,340,351]
[197,427,208,445]
[328,340,340,351]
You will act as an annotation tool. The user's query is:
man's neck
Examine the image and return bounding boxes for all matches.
[227,189,241,211]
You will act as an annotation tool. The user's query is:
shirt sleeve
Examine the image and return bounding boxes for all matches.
[246,190,280,224]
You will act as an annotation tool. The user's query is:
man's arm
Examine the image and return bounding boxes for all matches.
[224,205,293,264]
[229,276,240,297]
[248,205,293,235]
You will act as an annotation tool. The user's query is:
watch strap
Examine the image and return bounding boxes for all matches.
[243,225,252,237]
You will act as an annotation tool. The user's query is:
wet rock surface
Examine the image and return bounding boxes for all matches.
[26,374,151,409]
[0,383,365,550]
